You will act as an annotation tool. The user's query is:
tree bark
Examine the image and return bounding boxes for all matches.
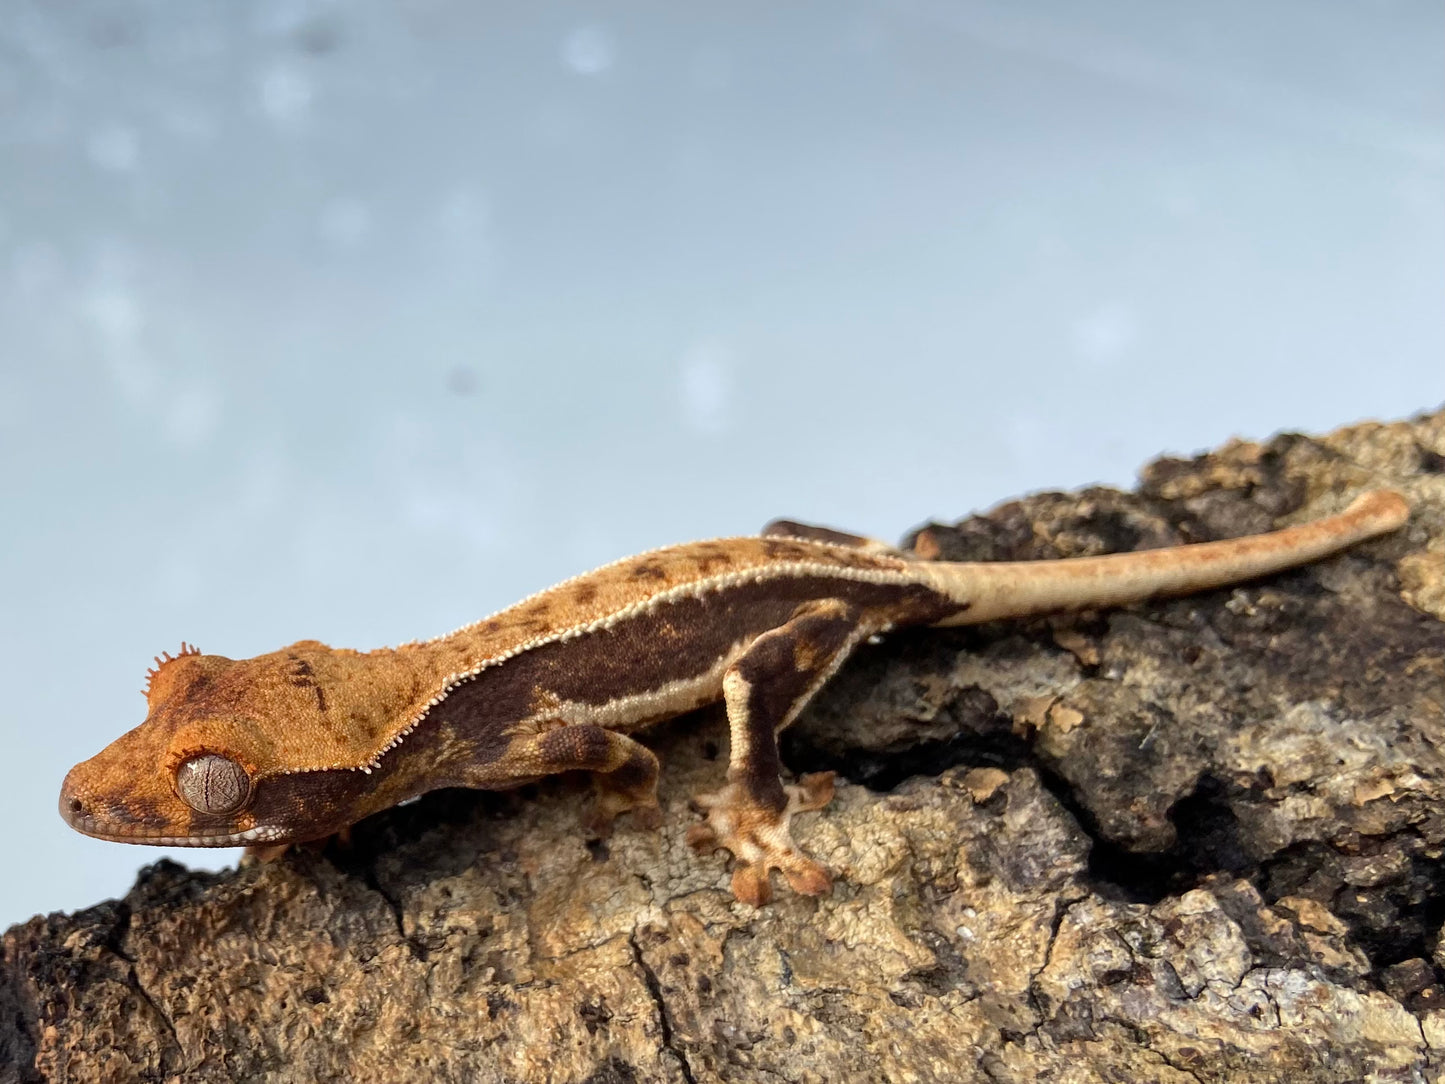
[6,410,1445,1083]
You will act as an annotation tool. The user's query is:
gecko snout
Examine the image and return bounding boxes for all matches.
[58,757,175,842]
[58,767,95,833]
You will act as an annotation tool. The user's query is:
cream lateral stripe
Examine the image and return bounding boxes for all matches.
[776,622,884,734]
[280,558,925,776]
[532,649,747,732]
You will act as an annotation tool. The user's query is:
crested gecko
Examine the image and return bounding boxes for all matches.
[61,490,1409,905]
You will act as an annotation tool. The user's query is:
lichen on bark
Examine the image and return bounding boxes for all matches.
[5,410,1445,1083]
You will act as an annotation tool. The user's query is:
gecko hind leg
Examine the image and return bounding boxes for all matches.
[760,519,913,559]
[524,724,663,837]
[686,598,866,905]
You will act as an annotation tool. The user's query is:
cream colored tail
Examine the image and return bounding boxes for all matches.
[922,490,1409,626]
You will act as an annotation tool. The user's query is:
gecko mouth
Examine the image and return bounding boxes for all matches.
[59,790,287,847]
[69,823,287,847]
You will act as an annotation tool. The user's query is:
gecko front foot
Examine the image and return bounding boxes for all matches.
[685,772,836,905]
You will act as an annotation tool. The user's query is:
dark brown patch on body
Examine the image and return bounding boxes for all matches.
[758,538,817,563]
[249,765,390,841]
[694,554,730,575]
[429,536,913,687]
[433,573,954,745]
[289,659,330,713]
[249,703,524,840]
[688,543,736,575]
[352,536,952,774]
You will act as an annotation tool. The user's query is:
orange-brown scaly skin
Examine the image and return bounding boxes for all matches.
[60,492,1410,903]
[61,643,432,845]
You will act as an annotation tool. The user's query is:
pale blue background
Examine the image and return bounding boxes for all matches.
[2,1,1441,927]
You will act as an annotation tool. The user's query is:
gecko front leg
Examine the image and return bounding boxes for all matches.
[687,598,871,905]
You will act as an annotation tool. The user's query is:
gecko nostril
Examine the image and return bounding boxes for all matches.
[68,798,84,816]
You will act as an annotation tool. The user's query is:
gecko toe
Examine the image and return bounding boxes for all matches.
[791,771,836,812]
[685,821,720,851]
[731,864,773,906]
[724,848,830,906]
[783,856,832,897]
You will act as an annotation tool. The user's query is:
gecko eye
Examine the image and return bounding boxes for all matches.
[175,754,252,815]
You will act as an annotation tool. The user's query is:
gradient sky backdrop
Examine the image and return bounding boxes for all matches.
[2,0,1441,927]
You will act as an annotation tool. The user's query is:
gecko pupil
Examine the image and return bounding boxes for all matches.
[176,754,250,815]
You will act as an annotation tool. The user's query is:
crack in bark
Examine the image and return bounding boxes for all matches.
[1025,891,1087,1026]
[628,930,698,1084]
[106,902,183,1073]
[128,969,181,1067]
[1096,1018,1205,1084]
[361,870,405,940]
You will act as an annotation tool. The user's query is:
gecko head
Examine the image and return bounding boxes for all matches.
[59,641,393,848]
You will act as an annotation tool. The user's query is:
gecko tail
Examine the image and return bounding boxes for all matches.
[924,489,1409,626]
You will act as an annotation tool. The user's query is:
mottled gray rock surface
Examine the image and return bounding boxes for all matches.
[5,411,1445,1083]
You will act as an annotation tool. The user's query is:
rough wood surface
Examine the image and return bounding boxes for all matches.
[5,410,1445,1084]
